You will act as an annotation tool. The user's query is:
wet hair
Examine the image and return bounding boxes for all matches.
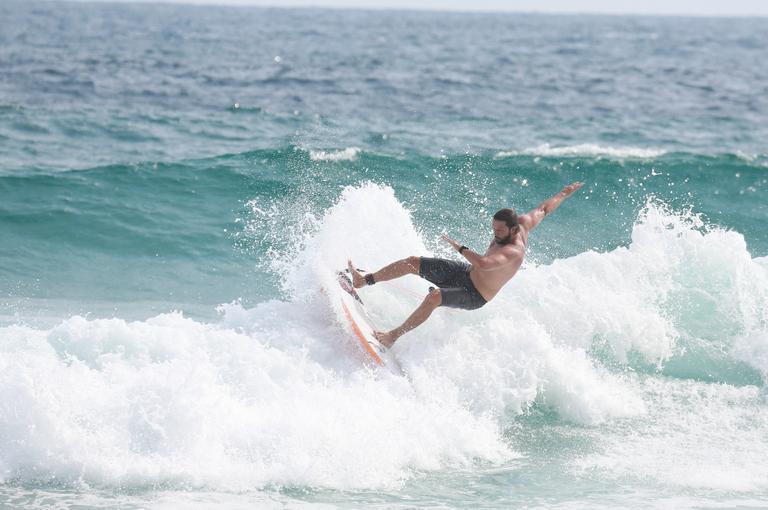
[493,208,518,228]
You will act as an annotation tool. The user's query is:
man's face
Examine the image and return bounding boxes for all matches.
[492,219,512,245]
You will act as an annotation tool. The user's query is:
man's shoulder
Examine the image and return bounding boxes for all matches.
[517,213,534,228]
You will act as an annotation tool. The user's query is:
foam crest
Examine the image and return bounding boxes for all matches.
[279,182,429,299]
[729,255,768,376]
[629,203,767,378]
[496,143,666,159]
[307,147,361,162]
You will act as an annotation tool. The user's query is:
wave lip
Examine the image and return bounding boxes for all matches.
[307,147,362,162]
[496,143,666,159]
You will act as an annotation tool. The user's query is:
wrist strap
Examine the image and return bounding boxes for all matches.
[459,245,468,254]
[364,273,376,286]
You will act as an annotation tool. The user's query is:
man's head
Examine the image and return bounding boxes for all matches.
[492,208,518,245]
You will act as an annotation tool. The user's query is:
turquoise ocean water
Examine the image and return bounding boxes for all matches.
[1,2,767,508]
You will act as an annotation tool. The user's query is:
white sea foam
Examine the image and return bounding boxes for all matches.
[575,377,768,491]
[0,307,510,490]
[1,184,766,492]
[307,147,361,162]
[496,143,666,159]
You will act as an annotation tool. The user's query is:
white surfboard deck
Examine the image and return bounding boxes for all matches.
[335,271,401,372]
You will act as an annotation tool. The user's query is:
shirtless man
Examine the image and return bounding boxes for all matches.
[348,182,584,347]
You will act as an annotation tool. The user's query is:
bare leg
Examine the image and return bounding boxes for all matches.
[347,256,420,289]
[374,288,441,347]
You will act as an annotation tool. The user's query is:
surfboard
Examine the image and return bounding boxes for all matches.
[335,271,399,370]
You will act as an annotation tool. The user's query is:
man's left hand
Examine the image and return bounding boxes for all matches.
[441,233,460,251]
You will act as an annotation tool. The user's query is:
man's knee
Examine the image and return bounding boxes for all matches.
[424,287,441,307]
[406,256,420,274]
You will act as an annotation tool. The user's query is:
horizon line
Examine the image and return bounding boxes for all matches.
[35,0,768,19]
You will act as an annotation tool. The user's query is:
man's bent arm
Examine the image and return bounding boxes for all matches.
[441,234,511,270]
[521,182,584,231]
[461,247,512,271]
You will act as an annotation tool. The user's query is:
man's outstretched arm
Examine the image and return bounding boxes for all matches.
[520,182,584,231]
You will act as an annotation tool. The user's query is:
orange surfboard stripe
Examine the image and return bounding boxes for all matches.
[340,298,384,366]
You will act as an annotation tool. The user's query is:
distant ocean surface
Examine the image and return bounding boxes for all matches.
[1,2,767,509]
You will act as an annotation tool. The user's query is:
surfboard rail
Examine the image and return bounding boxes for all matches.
[339,298,385,366]
[333,270,397,370]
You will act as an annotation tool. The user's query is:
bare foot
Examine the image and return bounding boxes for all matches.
[373,330,397,348]
[347,259,366,289]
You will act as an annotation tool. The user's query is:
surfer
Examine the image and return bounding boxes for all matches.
[347,182,584,347]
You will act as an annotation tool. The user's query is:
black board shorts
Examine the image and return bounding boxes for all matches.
[419,257,487,310]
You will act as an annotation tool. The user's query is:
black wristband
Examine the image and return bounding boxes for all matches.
[459,245,469,254]
[364,273,376,286]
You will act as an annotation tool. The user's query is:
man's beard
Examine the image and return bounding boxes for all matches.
[494,233,512,245]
